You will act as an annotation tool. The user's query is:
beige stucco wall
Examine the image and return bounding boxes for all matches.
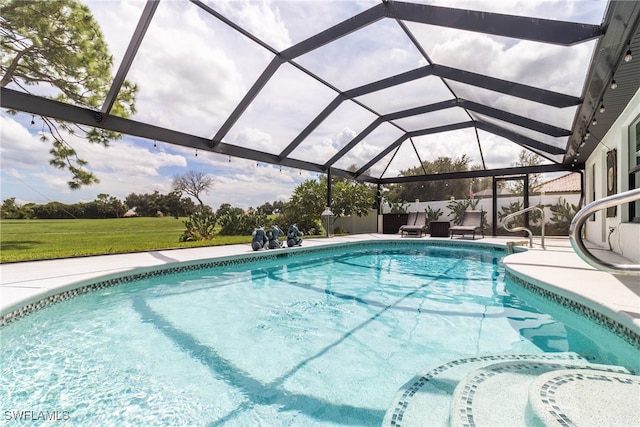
[334,209,378,234]
[585,87,640,263]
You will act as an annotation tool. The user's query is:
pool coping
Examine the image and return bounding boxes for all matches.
[1,234,639,349]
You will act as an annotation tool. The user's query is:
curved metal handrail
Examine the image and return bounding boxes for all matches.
[569,188,640,275]
[503,206,545,248]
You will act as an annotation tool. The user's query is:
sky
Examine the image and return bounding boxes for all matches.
[0,0,607,210]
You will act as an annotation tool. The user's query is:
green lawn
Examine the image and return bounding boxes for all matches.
[0,217,252,263]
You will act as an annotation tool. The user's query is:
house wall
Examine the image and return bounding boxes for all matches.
[585,87,640,263]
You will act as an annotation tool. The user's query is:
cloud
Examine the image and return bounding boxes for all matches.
[215,0,292,50]
[0,115,51,167]
[202,165,310,209]
[1,112,186,203]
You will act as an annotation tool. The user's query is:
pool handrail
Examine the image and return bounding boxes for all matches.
[502,205,545,249]
[569,188,640,275]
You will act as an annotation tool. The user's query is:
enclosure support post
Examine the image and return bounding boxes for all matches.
[327,168,332,209]
[492,176,498,236]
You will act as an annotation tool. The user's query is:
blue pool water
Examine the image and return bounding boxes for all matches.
[0,243,636,426]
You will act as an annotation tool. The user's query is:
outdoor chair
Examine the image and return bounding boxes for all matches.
[401,211,427,237]
[398,211,418,234]
[449,210,484,240]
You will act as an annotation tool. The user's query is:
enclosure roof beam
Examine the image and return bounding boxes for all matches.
[386,1,603,45]
[475,121,565,155]
[354,122,475,177]
[1,88,373,182]
[379,163,573,184]
[461,100,571,137]
[100,0,159,117]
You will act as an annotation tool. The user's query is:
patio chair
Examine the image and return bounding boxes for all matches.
[401,211,427,237]
[398,211,418,234]
[449,210,484,240]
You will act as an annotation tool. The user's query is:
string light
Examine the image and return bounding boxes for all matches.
[610,79,617,89]
[30,114,35,126]
[592,117,597,126]
[195,149,198,157]
[624,49,632,62]
[599,103,605,113]
[228,155,231,162]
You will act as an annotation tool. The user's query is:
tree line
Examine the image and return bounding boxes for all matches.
[2,152,538,241]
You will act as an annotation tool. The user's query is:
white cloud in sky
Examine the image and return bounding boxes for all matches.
[215,0,292,51]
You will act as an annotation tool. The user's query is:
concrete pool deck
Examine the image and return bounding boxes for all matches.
[1,234,638,337]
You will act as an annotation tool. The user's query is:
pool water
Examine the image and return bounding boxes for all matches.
[0,244,636,426]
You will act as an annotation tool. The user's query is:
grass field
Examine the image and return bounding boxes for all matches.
[0,217,253,263]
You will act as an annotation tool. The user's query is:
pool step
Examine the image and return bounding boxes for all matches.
[382,352,591,427]
[527,369,640,427]
[449,361,631,427]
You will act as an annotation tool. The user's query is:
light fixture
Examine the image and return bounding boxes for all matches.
[624,49,632,62]
[195,149,198,157]
[153,140,157,148]
[585,130,590,139]
[576,152,580,157]
[30,115,35,126]
[580,141,586,148]
[228,155,231,162]
[610,79,617,89]
[592,117,597,126]
[599,104,605,113]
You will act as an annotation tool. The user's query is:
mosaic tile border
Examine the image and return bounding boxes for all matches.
[536,371,640,427]
[452,361,630,427]
[505,271,640,349]
[386,353,587,427]
[0,240,505,327]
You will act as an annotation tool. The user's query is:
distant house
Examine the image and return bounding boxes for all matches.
[534,173,582,195]
[473,188,514,198]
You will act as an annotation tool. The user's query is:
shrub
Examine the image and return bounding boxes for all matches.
[425,205,443,230]
[447,198,478,225]
[388,200,408,213]
[334,226,347,235]
[498,200,544,235]
[548,197,579,235]
[216,204,268,236]
[179,206,217,241]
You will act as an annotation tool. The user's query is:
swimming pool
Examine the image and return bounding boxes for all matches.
[0,242,637,425]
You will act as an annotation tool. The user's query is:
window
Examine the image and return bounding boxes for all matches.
[629,115,640,222]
